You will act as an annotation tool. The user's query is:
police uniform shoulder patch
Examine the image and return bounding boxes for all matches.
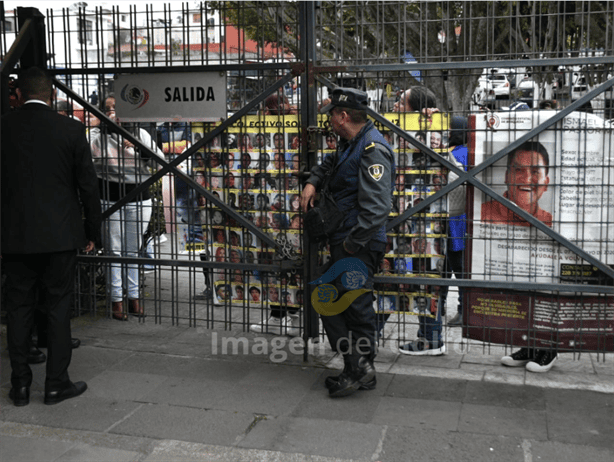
[368,164,384,181]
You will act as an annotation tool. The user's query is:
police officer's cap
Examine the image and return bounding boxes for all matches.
[320,87,369,113]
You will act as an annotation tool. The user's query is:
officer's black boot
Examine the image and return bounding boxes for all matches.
[328,354,375,398]
[325,355,377,391]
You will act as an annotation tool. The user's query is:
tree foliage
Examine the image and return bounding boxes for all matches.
[213,1,614,112]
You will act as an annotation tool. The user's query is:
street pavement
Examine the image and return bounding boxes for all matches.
[1,313,613,462]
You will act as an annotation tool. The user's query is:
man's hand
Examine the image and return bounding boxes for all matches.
[300,183,317,212]
[84,241,95,253]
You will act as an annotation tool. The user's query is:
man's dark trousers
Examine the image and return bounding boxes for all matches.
[320,240,386,361]
[4,250,76,390]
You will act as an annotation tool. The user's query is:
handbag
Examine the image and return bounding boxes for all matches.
[304,170,344,242]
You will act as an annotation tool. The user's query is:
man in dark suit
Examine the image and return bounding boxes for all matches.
[1,67,102,406]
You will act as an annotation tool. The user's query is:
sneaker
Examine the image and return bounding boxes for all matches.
[399,338,446,356]
[448,313,463,327]
[250,315,300,336]
[526,350,557,373]
[501,348,535,367]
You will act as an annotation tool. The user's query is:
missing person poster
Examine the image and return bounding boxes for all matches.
[179,112,452,315]
[467,110,614,351]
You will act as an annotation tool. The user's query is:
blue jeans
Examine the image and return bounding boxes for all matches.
[102,199,152,302]
[417,297,443,345]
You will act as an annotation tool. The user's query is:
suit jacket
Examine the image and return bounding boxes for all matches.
[1,102,102,254]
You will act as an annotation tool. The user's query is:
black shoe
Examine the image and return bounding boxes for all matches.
[526,350,558,373]
[9,386,30,406]
[501,348,535,367]
[325,374,377,391]
[27,346,46,364]
[328,357,375,398]
[44,381,88,405]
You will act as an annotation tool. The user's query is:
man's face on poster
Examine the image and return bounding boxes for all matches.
[505,149,549,213]
[250,288,260,301]
[255,133,266,148]
[412,238,427,254]
[430,132,442,149]
[268,287,279,302]
[274,133,284,150]
[274,152,285,169]
[209,153,221,168]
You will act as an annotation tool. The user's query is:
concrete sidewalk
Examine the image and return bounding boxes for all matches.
[1,316,613,462]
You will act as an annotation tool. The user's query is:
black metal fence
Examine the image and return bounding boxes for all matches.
[2,1,613,358]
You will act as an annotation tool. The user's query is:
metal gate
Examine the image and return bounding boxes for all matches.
[2,2,613,358]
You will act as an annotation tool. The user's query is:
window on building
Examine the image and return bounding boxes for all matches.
[1,19,14,33]
[193,13,201,24]
[77,18,93,44]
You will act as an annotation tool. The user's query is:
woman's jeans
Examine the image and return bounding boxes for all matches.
[102,199,152,302]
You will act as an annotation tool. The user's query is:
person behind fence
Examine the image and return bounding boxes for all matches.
[89,94,165,321]
[1,67,102,406]
[481,141,552,227]
[388,84,447,356]
[301,87,394,397]
[444,115,469,327]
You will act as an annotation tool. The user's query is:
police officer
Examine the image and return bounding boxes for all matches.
[301,88,394,397]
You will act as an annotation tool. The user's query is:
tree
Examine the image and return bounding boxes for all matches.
[214,1,614,112]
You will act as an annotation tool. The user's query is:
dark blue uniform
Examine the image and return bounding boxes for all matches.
[307,120,394,362]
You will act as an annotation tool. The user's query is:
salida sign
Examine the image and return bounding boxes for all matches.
[115,72,227,122]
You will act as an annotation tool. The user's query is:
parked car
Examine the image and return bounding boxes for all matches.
[487,74,511,98]
[475,72,511,104]
[516,78,539,108]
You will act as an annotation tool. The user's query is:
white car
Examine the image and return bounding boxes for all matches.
[475,73,511,104]
[485,74,511,98]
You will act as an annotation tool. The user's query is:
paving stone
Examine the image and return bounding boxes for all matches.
[458,403,548,439]
[144,439,363,462]
[464,381,547,410]
[545,388,614,450]
[85,370,170,402]
[237,415,383,460]
[110,352,252,382]
[372,397,462,431]
[0,394,142,433]
[54,442,140,462]
[385,374,467,402]
[379,426,525,462]
[110,403,255,446]
[290,373,391,424]
[0,434,75,462]
[527,439,614,462]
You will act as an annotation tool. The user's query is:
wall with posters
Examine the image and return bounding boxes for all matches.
[467,110,614,351]
[171,113,453,324]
